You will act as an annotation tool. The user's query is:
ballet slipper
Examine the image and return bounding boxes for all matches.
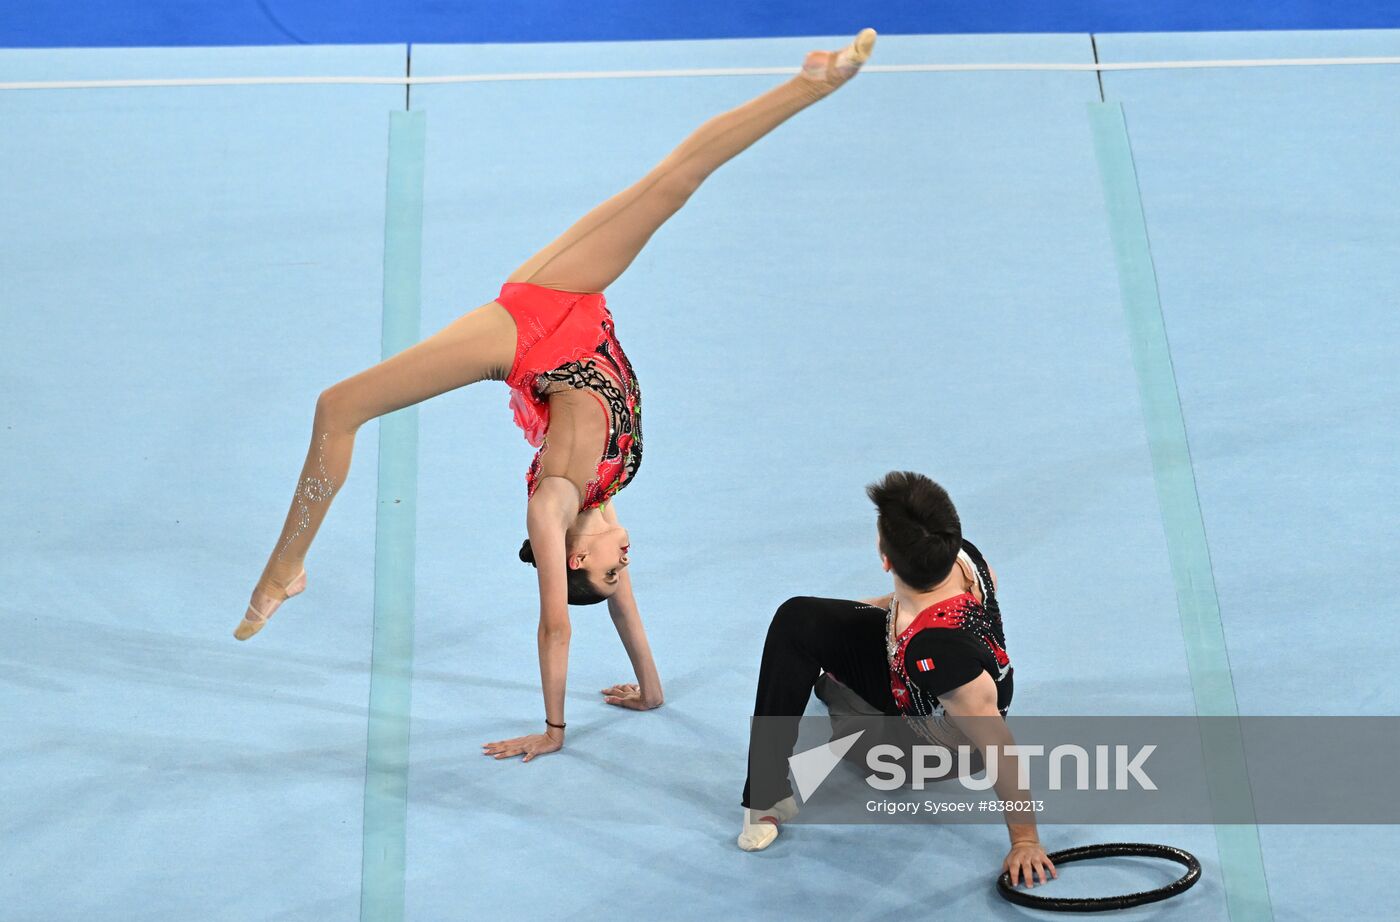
[800,28,878,89]
[234,569,306,641]
[737,795,799,852]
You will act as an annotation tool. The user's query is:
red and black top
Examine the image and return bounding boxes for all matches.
[886,539,1013,719]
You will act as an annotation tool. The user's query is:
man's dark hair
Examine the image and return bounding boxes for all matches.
[518,539,609,606]
[865,471,962,591]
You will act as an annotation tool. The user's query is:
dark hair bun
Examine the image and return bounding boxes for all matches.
[518,539,537,567]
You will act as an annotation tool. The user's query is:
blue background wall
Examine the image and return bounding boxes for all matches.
[7,0,1400,48]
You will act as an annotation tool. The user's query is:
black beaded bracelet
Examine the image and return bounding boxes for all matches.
[545,720,566,730]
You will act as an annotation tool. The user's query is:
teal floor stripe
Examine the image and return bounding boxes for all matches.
[360,109,427,922]
[1088,101,1274,922]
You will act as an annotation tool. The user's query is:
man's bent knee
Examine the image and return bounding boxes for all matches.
[769,596,818,637]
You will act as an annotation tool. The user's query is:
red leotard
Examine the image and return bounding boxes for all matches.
[496,282,643,510]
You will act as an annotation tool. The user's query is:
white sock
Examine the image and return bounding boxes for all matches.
[737,796,799,852]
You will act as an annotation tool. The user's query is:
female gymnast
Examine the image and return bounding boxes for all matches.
[233,29,879,763]
[739,471,1057,888]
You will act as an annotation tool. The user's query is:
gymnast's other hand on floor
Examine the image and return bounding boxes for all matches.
[1003,840,1057,889]
[600,682,663,711]
[482,729,564,763]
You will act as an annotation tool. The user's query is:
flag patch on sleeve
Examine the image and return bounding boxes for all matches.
[914,658,935,672]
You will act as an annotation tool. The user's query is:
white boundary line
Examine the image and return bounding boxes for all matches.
[3,57,1400,91]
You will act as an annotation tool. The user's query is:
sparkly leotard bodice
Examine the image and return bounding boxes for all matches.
[496,282,643,510]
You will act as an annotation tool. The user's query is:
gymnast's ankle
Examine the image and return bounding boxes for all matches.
[737,795,799,852]
[257,561,306,599]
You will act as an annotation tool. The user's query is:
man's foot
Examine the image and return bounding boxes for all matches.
[799,28,877,91]
[737,796,799,852]
[234,569,307,641]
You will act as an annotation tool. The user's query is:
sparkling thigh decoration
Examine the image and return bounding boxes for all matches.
[277,431,339,561]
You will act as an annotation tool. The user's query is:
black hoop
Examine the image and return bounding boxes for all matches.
[996,843,1201,912]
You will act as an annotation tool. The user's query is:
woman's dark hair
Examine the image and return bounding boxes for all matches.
[865,471,962,591]
[518,539,609,606]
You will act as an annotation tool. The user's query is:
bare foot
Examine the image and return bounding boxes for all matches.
[234,569,306,641]
[799,27,877,92]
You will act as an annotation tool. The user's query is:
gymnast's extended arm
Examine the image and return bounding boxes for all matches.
[940,673,1057,888]
[482,476,578,761]
[599,502,663,710]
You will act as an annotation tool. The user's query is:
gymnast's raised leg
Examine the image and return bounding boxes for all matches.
[504,28,878,294]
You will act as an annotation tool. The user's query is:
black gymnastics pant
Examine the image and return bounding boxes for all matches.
[742,597,897,810]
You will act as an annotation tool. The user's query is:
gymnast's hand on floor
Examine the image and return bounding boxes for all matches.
[1003,841,1057,889]
[601,683,663,710]
[482,730,563,762]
